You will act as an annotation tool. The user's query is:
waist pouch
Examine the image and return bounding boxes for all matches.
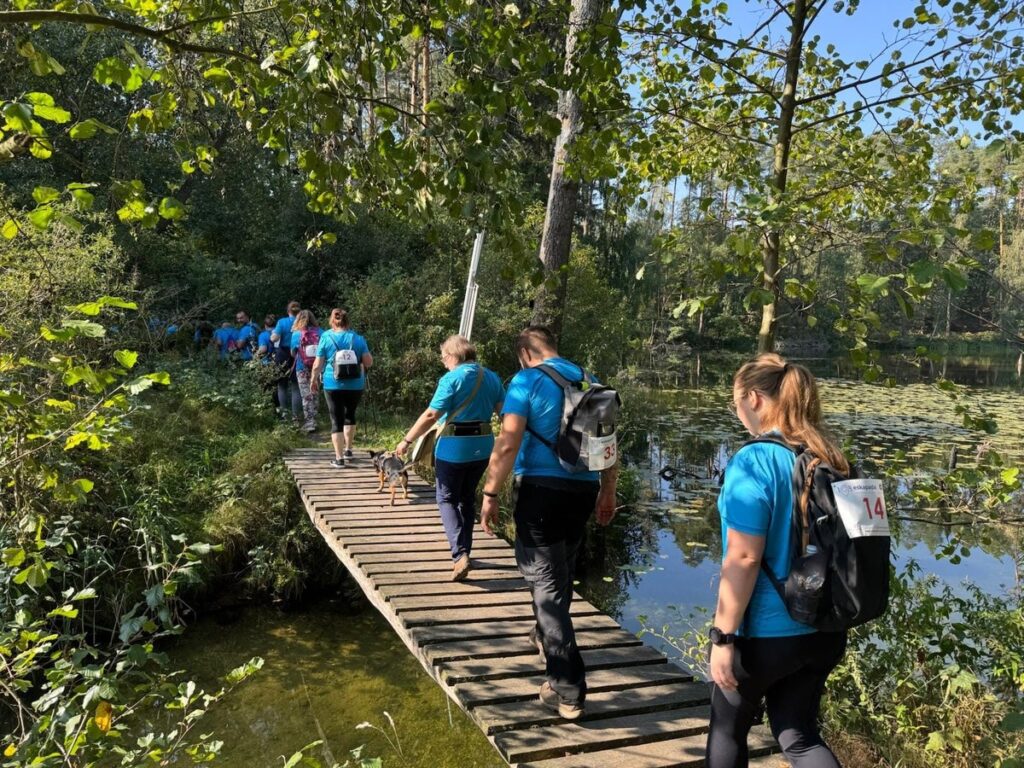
[446,421,492,438]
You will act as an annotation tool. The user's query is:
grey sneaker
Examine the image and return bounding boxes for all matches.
[528,626,546,662]
[343,449,354,459]
[539,682,583,721]
[330,458,345,468]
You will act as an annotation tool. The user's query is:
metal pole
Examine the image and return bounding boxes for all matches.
[459,231,485,340]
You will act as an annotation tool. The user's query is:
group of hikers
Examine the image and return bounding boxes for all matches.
[387,326,871,767]
[210,303,877,766]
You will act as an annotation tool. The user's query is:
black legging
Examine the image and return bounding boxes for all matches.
[706,631,847,768]
[323,388,362,433]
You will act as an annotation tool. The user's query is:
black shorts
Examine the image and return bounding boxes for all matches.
[323,389,362,432]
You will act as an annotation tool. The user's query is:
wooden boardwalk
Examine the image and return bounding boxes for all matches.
[285,448,784,767]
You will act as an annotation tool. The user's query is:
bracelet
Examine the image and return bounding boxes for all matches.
[482,491,498,498]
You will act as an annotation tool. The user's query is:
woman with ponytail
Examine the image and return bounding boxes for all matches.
[706,353,847,768]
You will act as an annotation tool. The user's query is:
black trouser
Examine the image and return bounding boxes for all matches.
[323,388,362,432]
[706,631,847,768]
[513,477,599,706]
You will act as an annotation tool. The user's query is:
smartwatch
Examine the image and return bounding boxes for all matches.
[709,627,738,646]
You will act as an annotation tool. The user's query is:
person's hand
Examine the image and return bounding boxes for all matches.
[395,439,409,458]
[710,643,738,691]
[310,378,320,394]
[595,488,617,526]
[481,496,500,536]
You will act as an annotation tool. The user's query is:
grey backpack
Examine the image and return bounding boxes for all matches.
[526,364,621,473]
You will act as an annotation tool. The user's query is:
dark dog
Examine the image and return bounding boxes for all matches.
[370,450,409,506]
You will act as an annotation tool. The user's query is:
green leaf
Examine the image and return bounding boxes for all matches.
[999,711,1024,732]
[1001,467,1020,485]
[47,605,79,620]
[32,186,60,204]
[69,118,116,140]
[1,548,26,567]
[1,219,18,239]
[158,197,185,220]
[145,371,171,386]
[925,731,946,751]
[28,206,55,231]
[203,67,233,82]
[114,350,138,369]
[2,102,33,131]
[32,103,72,124]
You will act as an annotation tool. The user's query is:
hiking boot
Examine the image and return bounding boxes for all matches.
[528,626,546,662]
[330,458,345,469]
[539,682,583,721]
[452,554,471,581]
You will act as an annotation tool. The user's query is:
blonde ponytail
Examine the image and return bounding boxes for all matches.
[734,353,849,474]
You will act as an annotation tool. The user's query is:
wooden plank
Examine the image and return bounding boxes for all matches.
[378,579,529,599]
[477,683,710,736]
[399,601,597,628]
[410,614,621,646]
[324,515,441,530]
[371,568,524,586]
[391,591,533,611]
[456,663,693,708]
[328,520,447,533]
[348,540,509,555]
[492,704,712,763]
[361,559,517,577]
[515,726,779,768]
[439,644,665,684]
[357,551,492,565]
[424,627,642,666]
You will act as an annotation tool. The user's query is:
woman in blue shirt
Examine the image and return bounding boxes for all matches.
[396,335,504,581]
[290,310,322,434]
[707,353,848,768]
[310,309,373,467]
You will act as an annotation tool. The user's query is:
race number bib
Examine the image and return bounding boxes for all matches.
[831,479,890,538]
[587,433,618,471]
[334,349,358,367]
[304,344,318,358]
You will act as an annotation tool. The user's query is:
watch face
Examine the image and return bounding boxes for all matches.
[709,627,722,644]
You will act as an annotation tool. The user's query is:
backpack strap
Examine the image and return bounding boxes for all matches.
[734,436,805,604]
[445,365,485,424]
[524,362,586,450]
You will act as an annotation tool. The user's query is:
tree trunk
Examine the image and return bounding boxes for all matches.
[532,0,602,341]
[757,0,808,354]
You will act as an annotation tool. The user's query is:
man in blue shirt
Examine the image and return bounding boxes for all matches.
[481,326,618,721]
[212,322,236,361]
[234,310,259,362]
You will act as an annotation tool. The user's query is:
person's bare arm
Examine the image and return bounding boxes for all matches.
[709,528,765,690]
[480,413,526,535]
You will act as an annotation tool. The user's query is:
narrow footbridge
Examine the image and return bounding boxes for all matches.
[285,449,783,767]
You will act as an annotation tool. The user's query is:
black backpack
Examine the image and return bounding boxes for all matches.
[743,437,892,632]
[525,363,621,473]
[327,331,361,380]
[271,325,295,373]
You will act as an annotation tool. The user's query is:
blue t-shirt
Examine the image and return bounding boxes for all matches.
[272,317,294,351]
[212,327,235,359]
[430,364,505,463]
[257,330,272,363]
[718,438,814,639]
[316,330,371,390]
[290,327,321,372]
[235,323,258,361]
[502,357,599,483]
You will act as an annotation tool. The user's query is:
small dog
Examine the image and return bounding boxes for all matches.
[370,450,409,506]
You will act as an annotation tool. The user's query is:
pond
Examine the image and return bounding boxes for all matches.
[174,352,1024,764]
